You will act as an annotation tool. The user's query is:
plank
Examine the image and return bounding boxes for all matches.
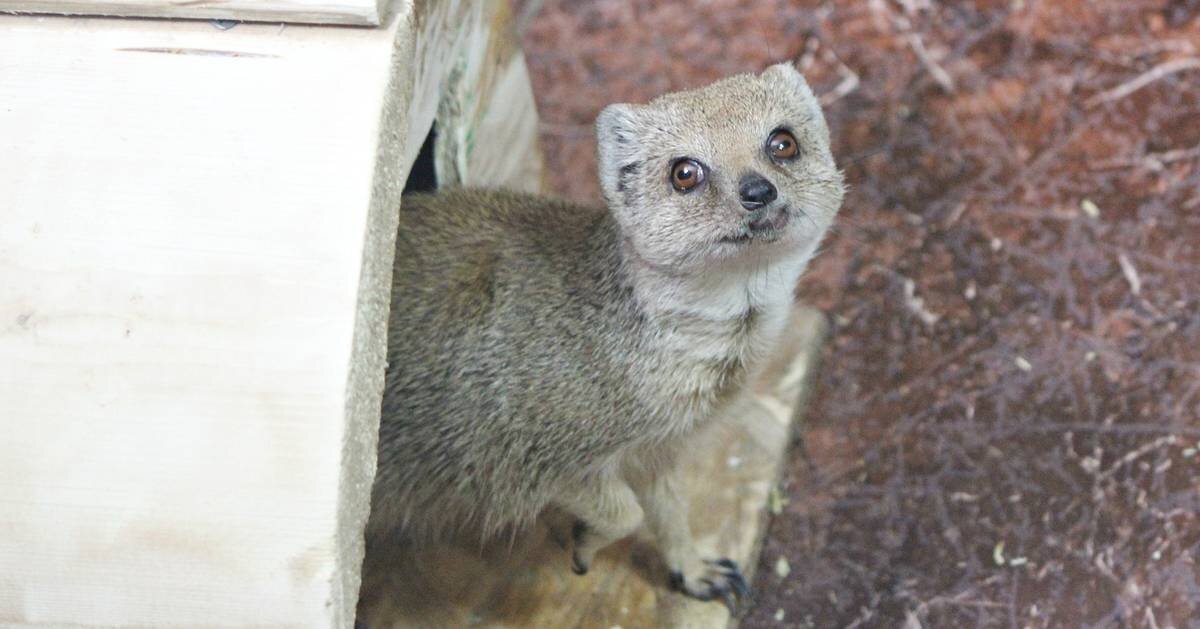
[358,306,827,628]
[0,0,384,26]
[0,10,414,626]
[0,0,541,625]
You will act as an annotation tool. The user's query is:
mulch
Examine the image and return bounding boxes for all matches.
[520,1,1200,626]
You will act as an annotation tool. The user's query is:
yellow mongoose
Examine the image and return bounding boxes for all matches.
[369,63,844,607]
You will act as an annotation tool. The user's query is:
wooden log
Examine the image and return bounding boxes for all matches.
[0,0,542,625]
[0,0,385,26]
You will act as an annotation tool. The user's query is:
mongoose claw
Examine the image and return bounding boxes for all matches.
[668,557,753,613]
[710,558,753,601]
[570,520,591,575]
[570,551,589,575]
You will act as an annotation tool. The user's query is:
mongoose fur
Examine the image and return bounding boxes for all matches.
[368,63,844,606]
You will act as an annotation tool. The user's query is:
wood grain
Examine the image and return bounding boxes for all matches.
[0,0,543,625]
[0,0,543,624]
[0,0,384,26]
[0,9,413,624]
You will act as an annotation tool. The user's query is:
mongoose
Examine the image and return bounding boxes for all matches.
[368,62,844,607]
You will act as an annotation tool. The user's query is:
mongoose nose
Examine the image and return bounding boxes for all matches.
[738,175,777,210]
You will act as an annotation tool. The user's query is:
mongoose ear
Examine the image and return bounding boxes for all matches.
[596,103,642,153]
[595,103,645,206]
[762,62,830,144]
[762,62,820,108]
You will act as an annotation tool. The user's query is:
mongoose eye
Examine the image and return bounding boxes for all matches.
[767,129,800,161]
[670,158,706,193]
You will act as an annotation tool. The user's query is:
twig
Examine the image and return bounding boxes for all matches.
[1146,607,1161,629]
[996,423,1200,438]
[799,35,861,106]
[915,588,1008,615]
[1096,435,1177,481]
[872,0,955,92]
[1089,144,1200,171]
[797,33,820,72]
[1085,57,1200,106]
[902,277,941,326]
[1117,252,1142,296]
[821,59,862,106]
[904,30,956,92]
[896,0,933,14]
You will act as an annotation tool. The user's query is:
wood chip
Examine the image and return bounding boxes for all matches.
[768,485,787,514]
[774,556,791,579]
[903,278,941,325]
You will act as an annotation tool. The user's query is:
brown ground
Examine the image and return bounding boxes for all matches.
[519,1,1200,627]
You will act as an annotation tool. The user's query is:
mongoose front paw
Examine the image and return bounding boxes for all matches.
[570,520,591,575]
[668,558,752,613]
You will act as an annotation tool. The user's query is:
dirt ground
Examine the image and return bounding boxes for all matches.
[519,1,1200,626]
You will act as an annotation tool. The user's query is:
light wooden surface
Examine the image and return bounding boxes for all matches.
[0,1,541,626]
[404,0,543,190]
[0,0,384,26]
[358,307,827,629]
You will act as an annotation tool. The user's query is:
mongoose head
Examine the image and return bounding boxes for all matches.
[596,63,844,272]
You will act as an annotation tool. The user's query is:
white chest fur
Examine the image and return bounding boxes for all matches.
[629,246,813,432]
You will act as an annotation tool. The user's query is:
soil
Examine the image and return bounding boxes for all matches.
[519,1,1200,626]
